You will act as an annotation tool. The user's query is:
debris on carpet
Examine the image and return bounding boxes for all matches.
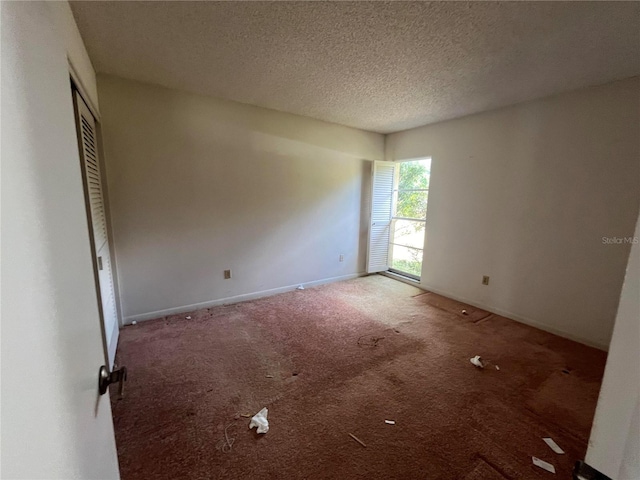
[470,355,485,368]
[249,407,269,434]
[532,456,556,474]
[358,334,386,347]
[357,327,405,348]
[219,420,237,453]
[349,433,367,448]
[470,355,501,371]
[385,420,396,425]
[543,437,565,454]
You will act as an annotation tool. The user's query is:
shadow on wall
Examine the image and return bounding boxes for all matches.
[99,73,384,160]
[97,74,383,319]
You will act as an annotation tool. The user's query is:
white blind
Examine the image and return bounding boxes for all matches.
[367,161,396,273]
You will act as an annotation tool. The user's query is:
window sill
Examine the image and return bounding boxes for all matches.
[380,270,422,287]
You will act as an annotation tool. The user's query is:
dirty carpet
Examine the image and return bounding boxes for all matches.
[111,275,606,479]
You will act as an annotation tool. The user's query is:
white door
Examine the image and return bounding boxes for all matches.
[74,90,120,367]
[367,160,397,273]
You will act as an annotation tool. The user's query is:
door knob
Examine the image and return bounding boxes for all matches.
[98,365,127,397]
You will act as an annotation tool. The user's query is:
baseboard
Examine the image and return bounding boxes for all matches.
[123,272,367,325]
[417,282,610,351]
[123,273,610,350]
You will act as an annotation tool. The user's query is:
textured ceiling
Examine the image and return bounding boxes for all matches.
[71,1,640,134]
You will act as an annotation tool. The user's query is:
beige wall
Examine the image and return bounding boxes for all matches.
[586,212,640,478]
[97,75,384,322]
[386,78,640,349]
[1,2,119,478]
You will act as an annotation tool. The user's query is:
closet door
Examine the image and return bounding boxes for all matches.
[74,89,119,367]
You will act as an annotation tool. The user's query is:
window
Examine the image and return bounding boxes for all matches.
[389,159,431,280]
[366,158,431,280]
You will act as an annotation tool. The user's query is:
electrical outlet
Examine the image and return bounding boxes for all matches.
[224,269,232,279]
[482,275,490,285]
[339,254,344,262]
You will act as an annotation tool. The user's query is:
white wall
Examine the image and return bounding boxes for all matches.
[586,213,639,479]
[97,75,384,322]
[48,1,100,115]
[386,78,640,349]
[1,2,119,478]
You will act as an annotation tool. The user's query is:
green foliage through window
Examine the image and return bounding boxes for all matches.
[391,259,422,277]
[398,161,430,190]
[395,160,430,220]
[396,192,428,221]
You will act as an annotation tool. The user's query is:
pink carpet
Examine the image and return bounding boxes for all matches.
[111,275,606,479]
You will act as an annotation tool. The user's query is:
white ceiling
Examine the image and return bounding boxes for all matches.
[71,1,640,134]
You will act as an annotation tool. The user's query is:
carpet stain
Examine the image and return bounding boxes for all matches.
[463,458,509,480]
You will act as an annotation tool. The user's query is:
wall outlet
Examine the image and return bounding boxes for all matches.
[339,254,344,262]
[224,269,232,279]
[482,275,490,285]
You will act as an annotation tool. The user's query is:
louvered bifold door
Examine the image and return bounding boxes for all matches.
[367,161,397,273]
[75,90,119,368]
[79,103,107,251]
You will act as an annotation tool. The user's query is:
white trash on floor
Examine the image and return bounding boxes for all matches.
[543,437,565,454]
[249,407,269,434]
[532,456,556,474]
[470,355,485,368]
